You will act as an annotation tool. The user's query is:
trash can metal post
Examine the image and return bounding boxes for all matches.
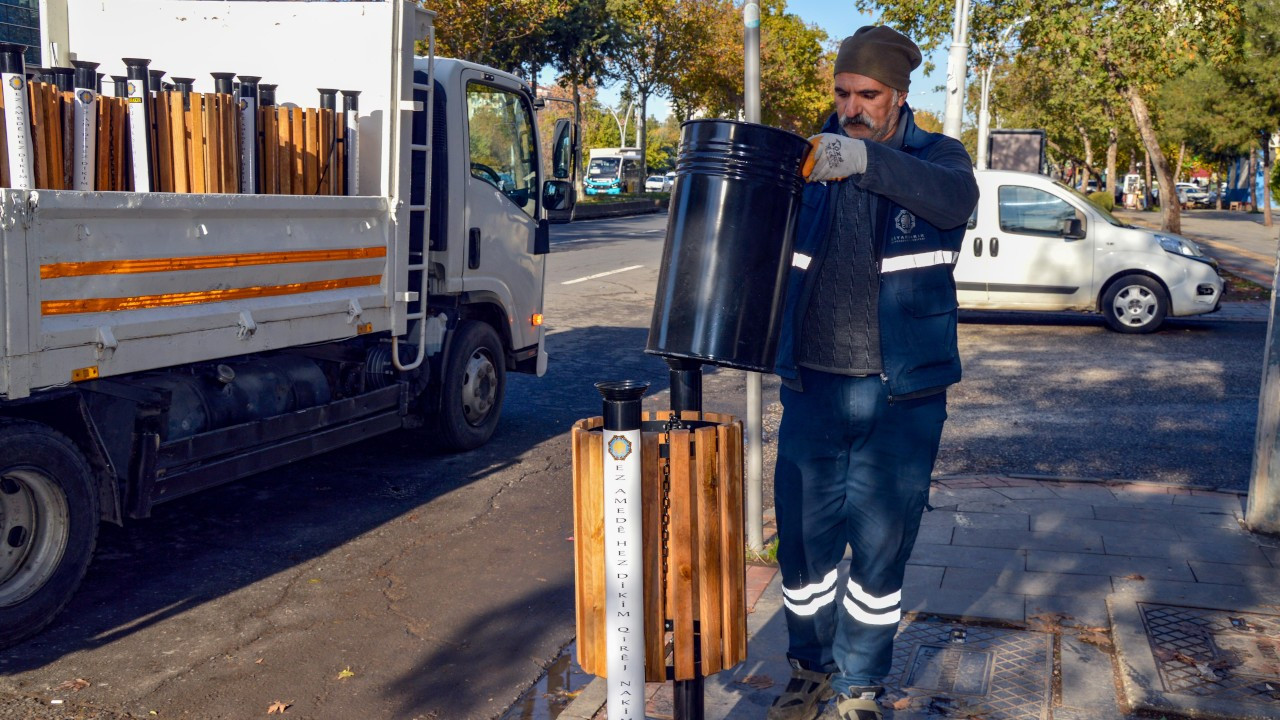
[595,380,650,720]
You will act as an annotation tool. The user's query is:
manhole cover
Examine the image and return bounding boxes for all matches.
[1139,603,1280,707]
[882,619,1052,719]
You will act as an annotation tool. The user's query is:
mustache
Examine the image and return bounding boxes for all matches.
[840,113,875,129]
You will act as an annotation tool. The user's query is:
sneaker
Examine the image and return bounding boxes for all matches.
[819,687,883,720]
[766,666,834,720]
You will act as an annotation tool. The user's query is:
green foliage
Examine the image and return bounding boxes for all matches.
[664,0,832,133]
[429,0,571,72]
[1088,190,1115,212]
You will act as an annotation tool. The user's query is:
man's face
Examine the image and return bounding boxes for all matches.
[834,72,907,143]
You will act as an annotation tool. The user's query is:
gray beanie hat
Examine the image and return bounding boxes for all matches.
[834,25,922,91]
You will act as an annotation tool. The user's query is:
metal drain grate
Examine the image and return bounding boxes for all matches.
[1139,603,1280,707]
[882,619,1053,719]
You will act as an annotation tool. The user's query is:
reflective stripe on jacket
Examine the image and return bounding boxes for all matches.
[773,106,980,398]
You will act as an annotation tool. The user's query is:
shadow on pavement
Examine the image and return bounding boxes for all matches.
[3,325,662,675]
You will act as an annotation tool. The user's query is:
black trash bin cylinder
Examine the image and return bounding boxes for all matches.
[646,119,810,373]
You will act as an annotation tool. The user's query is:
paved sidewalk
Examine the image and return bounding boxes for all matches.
[562,475,1280,720]
[1114,209,1279,289]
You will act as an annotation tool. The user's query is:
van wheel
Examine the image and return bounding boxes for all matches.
[435,321,506,452]
[0,420,98,649]
[1102,275,1167,333]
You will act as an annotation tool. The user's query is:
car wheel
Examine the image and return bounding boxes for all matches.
[0,419,99,649]
[1102,275,1168,334]
[434,321,506,452]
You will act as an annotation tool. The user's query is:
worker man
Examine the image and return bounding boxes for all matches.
[767,25,979,720]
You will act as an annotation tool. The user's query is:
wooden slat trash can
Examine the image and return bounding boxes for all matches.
[572,410,747,682]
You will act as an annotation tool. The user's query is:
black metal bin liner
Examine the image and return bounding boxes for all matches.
[646,119,810,372]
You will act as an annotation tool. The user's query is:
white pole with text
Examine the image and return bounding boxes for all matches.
[596,380,650,720]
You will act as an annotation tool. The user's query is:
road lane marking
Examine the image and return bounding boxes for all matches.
[561,265,644,285]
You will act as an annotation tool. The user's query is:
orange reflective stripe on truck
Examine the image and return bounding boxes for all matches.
[40,246,388,279]
[41,275,384,315]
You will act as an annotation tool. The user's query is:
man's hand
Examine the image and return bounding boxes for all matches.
[801,133,867,182]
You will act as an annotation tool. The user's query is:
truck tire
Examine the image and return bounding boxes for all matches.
[436,321,506,452]
[1102,274,1168,334]
[0,419,98,649]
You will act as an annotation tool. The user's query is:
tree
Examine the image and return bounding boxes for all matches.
[605,0,720,173]
[429,0,569,73]
[541,0,620,199]
[1009,0,1243,233]
[668,0,833,133]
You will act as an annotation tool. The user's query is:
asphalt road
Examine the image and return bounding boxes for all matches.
[0,210,1268,720]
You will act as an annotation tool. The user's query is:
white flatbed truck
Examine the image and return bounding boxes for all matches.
[0,0,576,647]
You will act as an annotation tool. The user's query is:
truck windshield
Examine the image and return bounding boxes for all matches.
[589,158,620,178]
[1056,181,1125,227]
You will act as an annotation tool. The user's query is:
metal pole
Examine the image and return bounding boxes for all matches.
[594,380,650,720]
[1248,236,1280,533]
[976,66,991,170]
[0,43,33,189]
[743,1,765,556]
[71,59,98,191]
[664,358,705,720]
[942,0,970,139]
[123,57,154,192]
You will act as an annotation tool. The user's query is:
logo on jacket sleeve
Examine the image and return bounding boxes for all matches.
[894,210,917,234]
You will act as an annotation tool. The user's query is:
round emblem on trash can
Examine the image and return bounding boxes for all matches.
[78,89,93,104]
[8,76,22,90]
[607,435,633,461]
[895,209,916,234]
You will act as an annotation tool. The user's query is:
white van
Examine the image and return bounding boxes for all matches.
[956,170,1223,333]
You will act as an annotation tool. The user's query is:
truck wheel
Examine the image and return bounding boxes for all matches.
[436,321,506,452]
[0,420,98,649]
[1102,275,1168,334]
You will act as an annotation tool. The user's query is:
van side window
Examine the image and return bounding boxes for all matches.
[997,185,1083,237]
[466,82,538,218]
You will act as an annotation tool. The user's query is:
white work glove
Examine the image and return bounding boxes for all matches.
[802,133,867,182]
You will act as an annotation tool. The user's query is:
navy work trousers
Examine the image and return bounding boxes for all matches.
[773,369,946,694]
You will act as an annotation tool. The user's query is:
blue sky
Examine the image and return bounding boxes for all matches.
[590,1,953,124]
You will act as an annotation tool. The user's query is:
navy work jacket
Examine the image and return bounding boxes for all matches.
[773,106,980,399]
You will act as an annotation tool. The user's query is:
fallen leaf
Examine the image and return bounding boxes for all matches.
[267,701,291,714]
[1173,652,1198,665]
[734,675,773,690]
[55,678,90,692]
[255,658,264,665]
[891,696,926,710]
[1077,631,1114,650]
[337,667,355,680]
[1195,662,1220,680]
[1122,574,1145,581]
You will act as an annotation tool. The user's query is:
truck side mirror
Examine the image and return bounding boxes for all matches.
[1062,217,1086,239]
[551,118,574,180]
[544,179,573,211]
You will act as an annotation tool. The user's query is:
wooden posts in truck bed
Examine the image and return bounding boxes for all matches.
[0,53,356,196]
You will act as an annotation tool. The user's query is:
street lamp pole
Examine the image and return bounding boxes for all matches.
[743,1,765,555]
[976,18,1027,170]
[942,0,971,139]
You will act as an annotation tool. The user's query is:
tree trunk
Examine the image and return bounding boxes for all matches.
[1175,142,1185,185]
[638,89,648,180]
[1078,126,1093,191]
[573,81,584,202]
[1106,126,1118,197]
[1265,145,1274,227]
[1126,87,1179,234]
[1144,149,1153,209]
[1249,149,1259,211]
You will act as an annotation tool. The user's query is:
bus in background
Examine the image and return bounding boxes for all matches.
[585,147,644,195]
